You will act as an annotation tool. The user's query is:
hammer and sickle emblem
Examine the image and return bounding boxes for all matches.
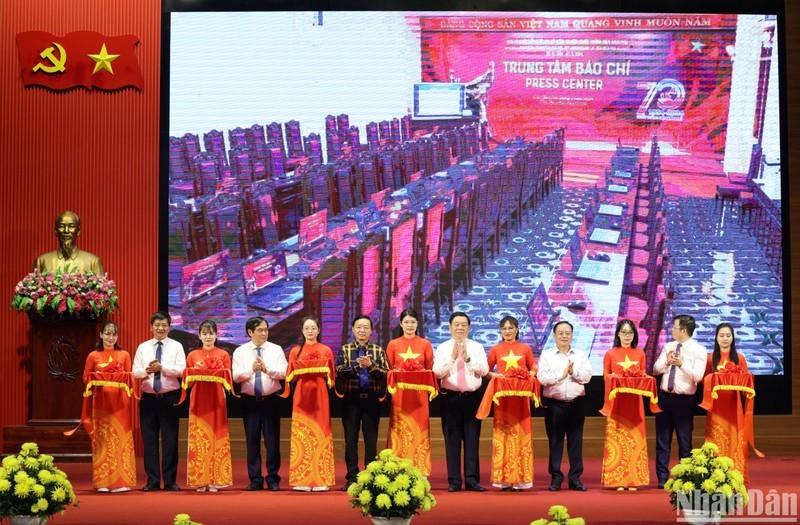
[32,42,67,74]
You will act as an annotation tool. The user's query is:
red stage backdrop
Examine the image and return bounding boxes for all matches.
[420,14,736,153]
[0,0,161,449]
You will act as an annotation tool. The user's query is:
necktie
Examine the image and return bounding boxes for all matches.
[667,343,682,392]
[358,346,370,392]
[455,343,468,391]
[254,346,263,397]
[153,341,163,392]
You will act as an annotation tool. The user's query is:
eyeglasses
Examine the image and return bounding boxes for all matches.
[101,333,118,337]
[619,331,635,336]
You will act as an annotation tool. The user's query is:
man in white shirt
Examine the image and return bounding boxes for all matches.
[536,321,592,491]
[232,316,288,491]
[653,315,706,488]
[433,312,489,492]
[132,311,186,492]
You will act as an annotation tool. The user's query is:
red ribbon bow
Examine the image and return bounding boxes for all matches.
[399,359,423,372]
[102,361,124,374]
[196,356,224,370]
[719,361,744,374]
[300,348,321,361]
[506,367,531,380]
[621,364,645,378]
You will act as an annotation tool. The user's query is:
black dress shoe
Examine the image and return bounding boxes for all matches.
[246,482,263,491]
[568,481,587,491]
[501,487,513,492]
[267,483,280,492]
[548,483,561,491]
[448,484,461,492]
[465,483,485,492]
[142,483,160,492]
[340,482,353,492]
[164,484,181,491]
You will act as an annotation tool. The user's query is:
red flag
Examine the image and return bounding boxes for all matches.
[16,30,143,91]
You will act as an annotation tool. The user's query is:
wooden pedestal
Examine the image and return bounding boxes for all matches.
[2,315,100,460]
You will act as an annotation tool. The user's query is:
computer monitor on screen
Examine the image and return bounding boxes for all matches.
[527,282,555,352]
[299,209,328,247]
[413,83,467,120]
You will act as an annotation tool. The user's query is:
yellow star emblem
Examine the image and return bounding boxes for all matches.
[617,354,637,370]
[500,349,522,369]
[97,355,114,368]
[88,44,119,75]
[717,359,728,371]
[397,345,420,362]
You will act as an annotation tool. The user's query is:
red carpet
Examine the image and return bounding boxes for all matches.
[50,457,792,524]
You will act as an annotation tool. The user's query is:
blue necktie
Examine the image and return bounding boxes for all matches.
[254,346,263,397]
[358,345,370,392]
[153,341,163,392]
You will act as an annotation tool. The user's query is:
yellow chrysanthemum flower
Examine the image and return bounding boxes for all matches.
[0,479,11,492]
[682,481,695,493]
[410,482,425,499]
[701,442,720,455]
[670,464,686,477]
[32,483,46,497]
[549,505,569,520]
[378,449,395,460]
[21,442,39,456]
[15,482,31,497]
[530,520,548,525]
[358,489,372,505]
[664,479,674,491]
[701,479,718,493]
[52,487,66,502]
[673,480,683,492]
[24,457,39,469]
[37,498,48,511]
[383,461,398,473]
[366,461,382,473]
[14,471,30,483]
[394,490,411,506]
[356,471,372,485]
[422,497,432,512]
[566,519,586,525]
[374,474,390,488]
[375,493,392,509]
[394,473,411,489]
[711,469,726,483]
[728,470,744,484]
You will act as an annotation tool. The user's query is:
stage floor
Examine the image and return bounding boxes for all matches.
[51,456,795,524]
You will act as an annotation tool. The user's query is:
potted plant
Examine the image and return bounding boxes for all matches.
[10,265,119,320]
[530,505,585,525]
[664,441,748,525]
[347,449,436,525]
[0,443,78,525]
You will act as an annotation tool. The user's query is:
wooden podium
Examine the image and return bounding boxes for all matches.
[2,314,97,461]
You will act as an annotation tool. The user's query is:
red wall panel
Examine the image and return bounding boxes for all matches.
[0,0,161,445]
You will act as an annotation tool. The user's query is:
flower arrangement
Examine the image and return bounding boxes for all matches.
[10,265,119,319]
[347,449,436,520]
[174,513,203,525]
[0,443,78,520]
[665,442,747,515]
[530,505,585,525]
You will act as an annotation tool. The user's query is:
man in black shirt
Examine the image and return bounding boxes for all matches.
[335,315,389,491]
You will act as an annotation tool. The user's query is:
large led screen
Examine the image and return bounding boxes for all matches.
[166,11,783,376]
